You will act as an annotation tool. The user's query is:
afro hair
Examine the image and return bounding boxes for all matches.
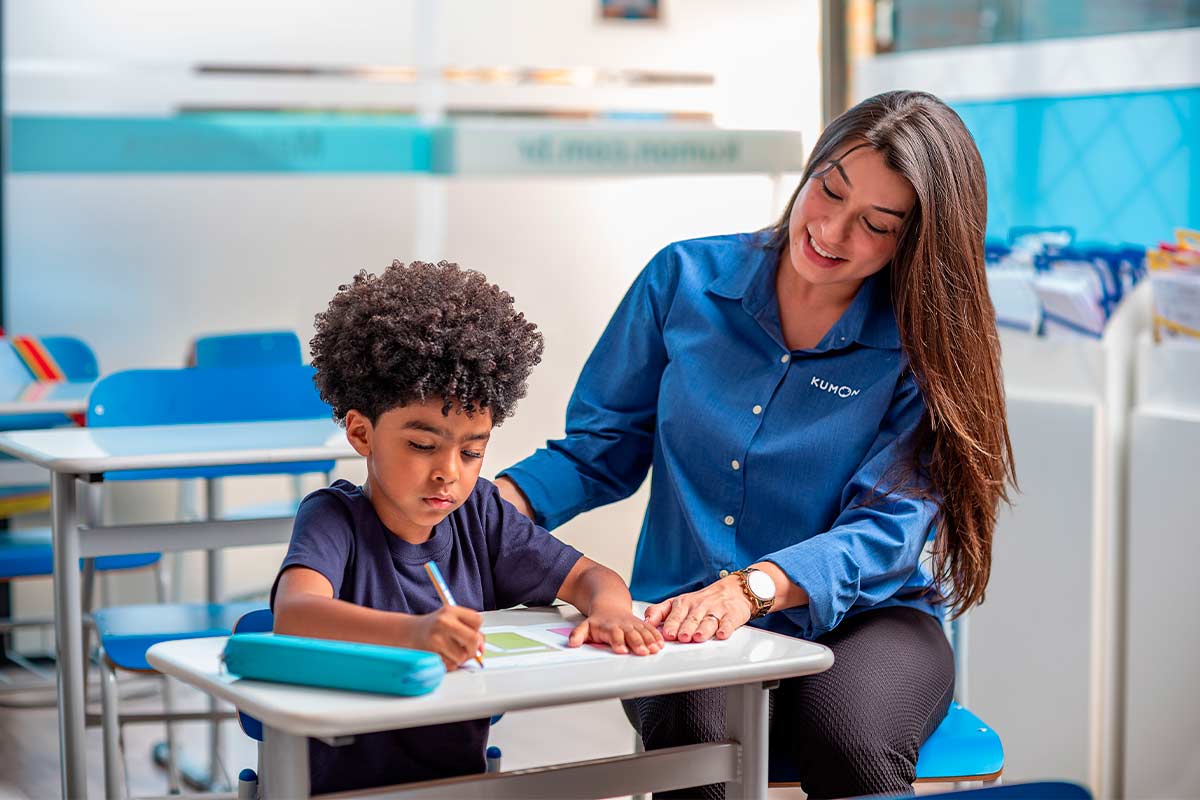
[310,260,543,426]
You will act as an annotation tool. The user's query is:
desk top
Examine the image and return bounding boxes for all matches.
[0,418,356,473]
[147,606,833,739]
[0,381,93,416]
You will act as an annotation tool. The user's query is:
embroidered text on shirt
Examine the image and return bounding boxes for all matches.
[811,376,861,398]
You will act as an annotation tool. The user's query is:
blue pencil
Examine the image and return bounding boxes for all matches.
[424,561,485,668]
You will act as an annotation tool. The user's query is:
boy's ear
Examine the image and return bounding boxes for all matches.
[344,410,373,457]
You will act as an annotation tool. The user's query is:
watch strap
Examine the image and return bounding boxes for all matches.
[734,568,774,618]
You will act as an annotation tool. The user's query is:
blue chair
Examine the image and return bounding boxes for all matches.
[764,614,1003,790]
[0,337,164,704]
[87,365,335,797]
[0,532,161,704]
[97,603,266,799]
[627,614,1003,796]
[183,332,314,525]
[0,335,98,431]
[876,781,1089,799]
[189,330,303,369]
[0,335,97,515]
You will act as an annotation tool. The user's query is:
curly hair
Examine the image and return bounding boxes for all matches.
[310,260,544,426]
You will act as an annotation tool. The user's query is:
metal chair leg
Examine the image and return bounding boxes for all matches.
[149,556,183,793]
[205,478,227,790]
[100,655,125,800]
[161,674,183,793]
[82,558,97,670]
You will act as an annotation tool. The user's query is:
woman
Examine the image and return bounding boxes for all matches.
[497,90,1015,799]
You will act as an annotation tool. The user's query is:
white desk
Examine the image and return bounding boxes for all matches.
[0,380,93,416]
[0,381,95,487]
[0,418,358,799]
[147,605,833,799]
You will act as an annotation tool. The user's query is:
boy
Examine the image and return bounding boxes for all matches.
[272,260,662,794]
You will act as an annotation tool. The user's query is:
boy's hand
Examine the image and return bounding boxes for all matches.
[568,606,665,655]
[411,606,485,671]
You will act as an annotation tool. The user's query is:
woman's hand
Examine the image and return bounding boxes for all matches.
[644,576,754,643]
[568,605,664,655]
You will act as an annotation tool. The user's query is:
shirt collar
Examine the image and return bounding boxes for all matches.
[707,234,901,351]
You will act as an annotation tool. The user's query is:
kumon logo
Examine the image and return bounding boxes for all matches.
[811,375,861,399]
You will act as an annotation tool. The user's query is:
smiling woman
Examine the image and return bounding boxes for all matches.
[497,90,1016,799]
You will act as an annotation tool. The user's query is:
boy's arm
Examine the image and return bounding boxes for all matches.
[555,557,663,656]
[274,567,485,670]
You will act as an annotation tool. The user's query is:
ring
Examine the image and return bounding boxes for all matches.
[704,614,720,622]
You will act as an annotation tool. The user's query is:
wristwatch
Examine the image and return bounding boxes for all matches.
[733,567,776,618]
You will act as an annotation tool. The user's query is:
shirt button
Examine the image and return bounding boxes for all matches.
[731,459,740,470]
[724,515,735,526]
[780,354,790,364]
[718,569,730,578]
[752,404,762,415]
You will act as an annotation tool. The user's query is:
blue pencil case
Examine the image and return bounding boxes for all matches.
[221,633,446,696]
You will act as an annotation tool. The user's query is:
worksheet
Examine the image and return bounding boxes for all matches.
[478,621,705,670]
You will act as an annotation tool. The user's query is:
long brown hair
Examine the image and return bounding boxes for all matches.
[766,90,1016,616]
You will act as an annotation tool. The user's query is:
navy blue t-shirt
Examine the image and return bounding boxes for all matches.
[269,477,584,795]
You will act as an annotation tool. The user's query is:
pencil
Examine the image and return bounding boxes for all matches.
[423,561,485,668]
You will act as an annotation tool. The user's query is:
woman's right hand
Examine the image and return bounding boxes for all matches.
[408,606,485,671]
[495,476,534,519]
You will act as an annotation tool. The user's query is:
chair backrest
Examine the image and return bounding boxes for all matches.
[191,331,302,369]
[0,340,36,384]
[41,336,100,380]
[0,336,98,430]
[87,364,335,480]
[232,608,274,742]
[89,364,327,427]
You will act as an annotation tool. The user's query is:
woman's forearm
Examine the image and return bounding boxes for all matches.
[749,560,811,613]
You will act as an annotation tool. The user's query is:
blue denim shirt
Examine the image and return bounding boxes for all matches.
[501,232,942,639]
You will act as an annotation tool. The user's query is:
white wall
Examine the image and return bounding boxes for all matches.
[5,2,817,614]
[6,0,819,130]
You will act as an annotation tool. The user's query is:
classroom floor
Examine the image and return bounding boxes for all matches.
[0,662,815,799]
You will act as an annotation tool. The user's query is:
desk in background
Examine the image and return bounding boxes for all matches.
[0,418,358,799]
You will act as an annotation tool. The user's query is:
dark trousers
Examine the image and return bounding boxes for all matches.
[623,605,955,799]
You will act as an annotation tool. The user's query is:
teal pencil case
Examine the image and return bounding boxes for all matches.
[221,633,446,696]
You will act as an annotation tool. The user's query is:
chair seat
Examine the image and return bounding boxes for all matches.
[220,497,302,521]
[0,529,160,579]
[95,602,266,670]
[766,702,1003,784]
[0,484,52,518]
[915,703,1004,781]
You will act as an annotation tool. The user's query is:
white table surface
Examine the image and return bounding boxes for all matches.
[148,605,834,740]
[0,417,356,473]
[0,380,93,416]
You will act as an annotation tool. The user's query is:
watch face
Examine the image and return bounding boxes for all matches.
[747,569,776,601]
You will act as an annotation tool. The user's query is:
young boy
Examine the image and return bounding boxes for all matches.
[271,260,662,794]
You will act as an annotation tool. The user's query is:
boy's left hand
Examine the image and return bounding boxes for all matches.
[568,607,664,655]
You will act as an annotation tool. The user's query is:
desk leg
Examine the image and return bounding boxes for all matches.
[725,681,769,800]
[51,472,87,799]
[262,726,309,800]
